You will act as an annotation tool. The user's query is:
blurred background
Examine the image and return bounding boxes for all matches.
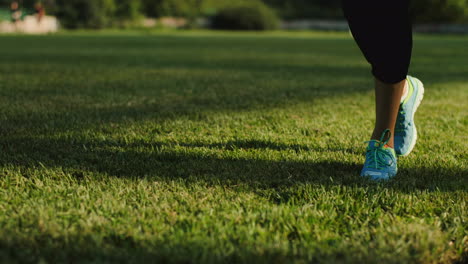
[1,0,468,34]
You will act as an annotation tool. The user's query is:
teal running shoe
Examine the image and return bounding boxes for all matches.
[361,129,398,180]
[394,76,425,156]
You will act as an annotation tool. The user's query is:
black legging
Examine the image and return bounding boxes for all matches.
[342,0,412,84]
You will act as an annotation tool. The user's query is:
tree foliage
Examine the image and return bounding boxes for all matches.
[211,1,279,30]
[2,0,466,28]
[411,0,468,23]
[263,0,343,19]
[115,0,142,21]
[54,0,116,29]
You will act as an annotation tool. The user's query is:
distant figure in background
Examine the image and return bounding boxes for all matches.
[10,1,22,24]
[34,2,45,23]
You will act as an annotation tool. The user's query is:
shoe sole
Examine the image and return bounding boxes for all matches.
[362,171,397,180]
[398,78,425,157]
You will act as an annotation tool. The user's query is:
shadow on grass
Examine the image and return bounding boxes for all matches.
[0,234,365,264]
[1,235,466,264]
[0,193,467,264]
[1,34,467,193]
[1,62,370,131]
[1,34,467,264]
[1,61,374,145]
[1,136,466,193]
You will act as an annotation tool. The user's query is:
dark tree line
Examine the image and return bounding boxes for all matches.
[2,0,467,28]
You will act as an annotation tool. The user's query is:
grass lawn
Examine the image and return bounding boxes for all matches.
[0,30,466,263]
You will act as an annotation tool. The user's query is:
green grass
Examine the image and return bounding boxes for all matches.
[0,30,467,264]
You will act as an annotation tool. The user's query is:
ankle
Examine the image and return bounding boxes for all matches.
[400,80,409,103]
[371,129,394,147]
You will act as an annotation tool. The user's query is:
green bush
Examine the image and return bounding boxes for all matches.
[10,0,467,29]
[263,0,343,20]
[114,0,143,27]
[55,0,116,29]
[410,0,468,23]
[54,0,143,29]
[115,0,142,20]
[211,2,279,30]
[141,0,201,18]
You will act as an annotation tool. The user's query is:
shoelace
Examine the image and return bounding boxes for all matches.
[364,129,394,170]
[365,144,395,169]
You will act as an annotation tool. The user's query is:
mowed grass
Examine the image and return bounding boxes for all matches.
[0,30,467,263]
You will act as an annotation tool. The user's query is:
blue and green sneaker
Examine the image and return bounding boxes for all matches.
[361,129,397,180]
[394,76,425,156]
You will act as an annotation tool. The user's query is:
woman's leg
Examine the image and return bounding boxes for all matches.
[343,0,412,146]
[372,79,405,148]
[342,0,413,178]
[342,0,412,84]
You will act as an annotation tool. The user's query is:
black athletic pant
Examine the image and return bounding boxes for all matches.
[342,0,412,84]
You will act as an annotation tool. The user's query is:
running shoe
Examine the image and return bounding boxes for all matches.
[394,76,425,156]
[361,129,398,180]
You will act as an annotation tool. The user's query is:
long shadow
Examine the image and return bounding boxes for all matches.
[0,34,466,193]
[1,34,467,137]
[0,232,398,264]
[1,136,467,263]
[1,34,467,264]
[2,34,467,83]
[1,135,465,193]
[169,139,362,155]
[0,62,370,137]
[1,232,467,264]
